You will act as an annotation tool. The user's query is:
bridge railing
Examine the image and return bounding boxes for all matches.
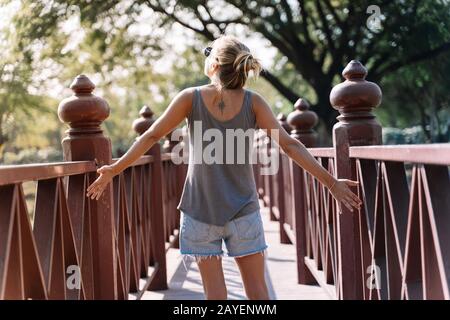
[255,60,450,300]
[0,75,188,300]
[2,61,449,301]
[0,160,97,299]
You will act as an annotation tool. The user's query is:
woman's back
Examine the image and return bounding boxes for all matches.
[176,85,260,226]
[196,85,248,122]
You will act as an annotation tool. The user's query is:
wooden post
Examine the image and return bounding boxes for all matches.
[287,99,318,146]
[58,75,117,299]
[167,127,185,249]
[287,98,318,284]
[132,105,168,290]
[330,60,382,299]
[163,128,182,153]
[132,105,155,149]
[276,113,291,244]
[266,133,276,221]
[254,129,264,198]
[277,113,292,134]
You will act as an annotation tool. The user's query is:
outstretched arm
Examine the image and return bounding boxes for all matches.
[251,92,362,212]
[86,88,194,200]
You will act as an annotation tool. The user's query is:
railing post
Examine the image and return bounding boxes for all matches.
[287,98,318,284]
[288,99,318,146]
[132,105,168,290]
[164,127,184,249]
[163,128,182,153]
[58,75,117,299]
[132,105,155,153]
[262,130,276,220]
[277,113,292,134]
[330,60,382,299]
[276,113,291,244]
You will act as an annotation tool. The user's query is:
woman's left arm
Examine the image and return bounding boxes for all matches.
[252,92,362,212]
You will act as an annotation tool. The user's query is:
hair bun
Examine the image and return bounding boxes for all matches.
[233,51,254,72]
[212,35,262,89]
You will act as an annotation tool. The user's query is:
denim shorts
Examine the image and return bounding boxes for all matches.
[179,209,268,262]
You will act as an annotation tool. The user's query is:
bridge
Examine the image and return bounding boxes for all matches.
[0,60,449,300]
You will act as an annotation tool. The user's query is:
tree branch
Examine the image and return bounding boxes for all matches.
[314,0,336,55]
[146,0,215,40]
[374,41,450,77]
[260,69,299,103]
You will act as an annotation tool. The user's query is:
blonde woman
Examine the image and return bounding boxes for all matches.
[87,35,362,300]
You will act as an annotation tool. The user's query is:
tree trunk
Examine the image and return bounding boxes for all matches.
[312,85,339,144]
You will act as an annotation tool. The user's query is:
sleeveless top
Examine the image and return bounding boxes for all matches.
[176,87,260,226]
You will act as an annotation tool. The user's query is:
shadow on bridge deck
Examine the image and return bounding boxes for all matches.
[138,204,331,300]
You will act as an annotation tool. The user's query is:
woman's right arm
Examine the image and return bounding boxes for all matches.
[86,88,194,200]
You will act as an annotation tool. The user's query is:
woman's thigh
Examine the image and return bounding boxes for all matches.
[234,252,270,299]
[197,257,227,299]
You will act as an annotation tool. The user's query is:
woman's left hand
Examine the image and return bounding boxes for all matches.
[328,179,362,213]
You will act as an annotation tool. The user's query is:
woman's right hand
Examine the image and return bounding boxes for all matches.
[86,165,116,200]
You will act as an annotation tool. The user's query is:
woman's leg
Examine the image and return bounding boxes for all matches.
[197,256,228,300]
[234,252,270,300]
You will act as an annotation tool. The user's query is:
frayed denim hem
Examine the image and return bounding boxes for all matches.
[180,252,224,271]
[227,245,268,258]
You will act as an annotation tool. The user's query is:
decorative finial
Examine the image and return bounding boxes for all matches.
[330,60,382,116]
[58,74,110,135]
[277,113,292,133]
[132,105,155,136]
[69,74,95,95]
[342,60,367,80]
[286,98,318,147]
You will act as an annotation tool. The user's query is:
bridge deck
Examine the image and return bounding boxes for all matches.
[140,205,332,300]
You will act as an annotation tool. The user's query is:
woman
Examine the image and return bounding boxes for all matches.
[86,35,362,300]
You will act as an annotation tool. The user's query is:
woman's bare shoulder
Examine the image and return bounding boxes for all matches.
[178,86,197,97]
[247,89,268,110]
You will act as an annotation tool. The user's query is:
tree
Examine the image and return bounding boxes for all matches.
[9,0,450,136]
[0,20,50,159]
[143,0,450,132]
[378,53,450,143]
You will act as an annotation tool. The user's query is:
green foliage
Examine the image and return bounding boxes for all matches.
[2,146,62,164]
[377,53,450,142]
[0,6,52,159]
[1,0,449,164]
[382,126,428,145]
[142,0,450,133]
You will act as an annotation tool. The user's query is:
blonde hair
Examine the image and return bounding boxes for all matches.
[209,35,262,90]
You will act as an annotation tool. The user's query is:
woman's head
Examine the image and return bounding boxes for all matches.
[204,35,262,90]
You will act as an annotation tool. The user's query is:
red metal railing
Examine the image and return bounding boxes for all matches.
[161,154,188,251]
[0,75,188,300]
[0,161,97,299]
[0,152,185,299]
[1,60,449,300]
[255,60,450,300]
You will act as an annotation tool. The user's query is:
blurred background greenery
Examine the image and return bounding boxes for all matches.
[1,0,449,164]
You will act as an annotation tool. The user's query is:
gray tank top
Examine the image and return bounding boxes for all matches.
[177,87,260,226]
